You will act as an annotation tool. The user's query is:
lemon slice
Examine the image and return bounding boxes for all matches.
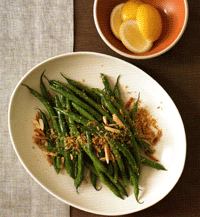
[121,0,144,22]
[136,4,162,42]
[110,3,124,40]
[119,19,153,54]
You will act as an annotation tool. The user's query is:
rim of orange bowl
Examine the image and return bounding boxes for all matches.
[93,0,189,60]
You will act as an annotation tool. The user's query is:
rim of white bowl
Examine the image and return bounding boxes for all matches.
[93,0,189,60]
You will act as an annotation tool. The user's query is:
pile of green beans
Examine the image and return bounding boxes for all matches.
[23,72,166,202]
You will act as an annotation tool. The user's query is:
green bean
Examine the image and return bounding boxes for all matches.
[49,80,75,94]
[63,110,126,196]
[74,149,84,192]
[56,155,61,171]
[81,140,128,197]
[90,170,102,191]
[140,156,166,170]
[60,95,66,108]
[73,157,77,179]
[102,90,154,155]
[61,74,113,122]
[113,141,138,175]
[41,73,55,105]
[126,159,142,204]
[51,156,60,174]
[86,131,93,153]
[111,145,128,186]
[135,135,153,154]
[64,98,80,180]
[63,76,100,100]
[36,108,62,174]
[43,146,74,178]
[95,166,123,199]
[56,103,127,196]
[92,88,102,97]
[72,102,96,121]
[113,161,119,183]
[100,73,113,96]
[85,162,123,197]
[54,95,68,148]
[27,73,167,200]
[102,90,135,132]
[50,84,102,121]
[40,70,50,100]
[54,108,89,126]
[100,91,142,174]
[23,85,61,137]
[113,75,122,106]
[108,162,114,175]
[36,108,52,145]
[65,99,78,137]
[85,162,98,175]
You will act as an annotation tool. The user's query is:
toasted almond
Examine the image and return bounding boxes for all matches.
[112,114,125,128]
[103,116,108,125]
[104,145,110,164]
[32,135,47,140]
[129,101,135,113]
[34,128,46,137]
[70,153,73,160]
[60,157,65,169]
[145,152,158,161]
[36,111,40,121]
[45,155,53,166]
[50,128,54,134]
[110,152,115,162]
[119,109,124,117]
[43,149,57,157]
[38,119,44,131]
[50,129,56,139]
[94,145,101,153]
[32,119,40,129]
[105,126,121,134]
[124,97,134,110]
[108,124,118,127]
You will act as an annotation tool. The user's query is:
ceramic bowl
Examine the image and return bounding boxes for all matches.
[93,0,188,59]
[8,52,186,215]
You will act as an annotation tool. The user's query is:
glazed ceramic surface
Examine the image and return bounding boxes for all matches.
[94,0,188,59]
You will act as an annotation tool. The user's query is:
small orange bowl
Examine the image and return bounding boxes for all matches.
[93,0,188,59]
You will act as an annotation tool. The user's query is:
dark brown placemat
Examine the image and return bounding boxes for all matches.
[72,0,200,216]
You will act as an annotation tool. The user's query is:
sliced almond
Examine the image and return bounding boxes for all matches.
[43,149,57,157]
[105,126,121,134]
[34,128,46,137]
[38,119,44,131]
[100,157,106,162]
[32,119,40,129]
[104,145,110,164]
[124,97,134,110]
[103,116,108,125]
[112,114,125,128]
[60,157,65,169]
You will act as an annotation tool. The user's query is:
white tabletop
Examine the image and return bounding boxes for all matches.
[0,1,73,216]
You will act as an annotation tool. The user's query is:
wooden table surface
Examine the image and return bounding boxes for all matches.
[72,0,200,216]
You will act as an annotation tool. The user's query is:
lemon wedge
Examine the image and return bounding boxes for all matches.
[110,3,124,40]
[121,0,144,22]
[136,4,162,42]
[119,19,153,54]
